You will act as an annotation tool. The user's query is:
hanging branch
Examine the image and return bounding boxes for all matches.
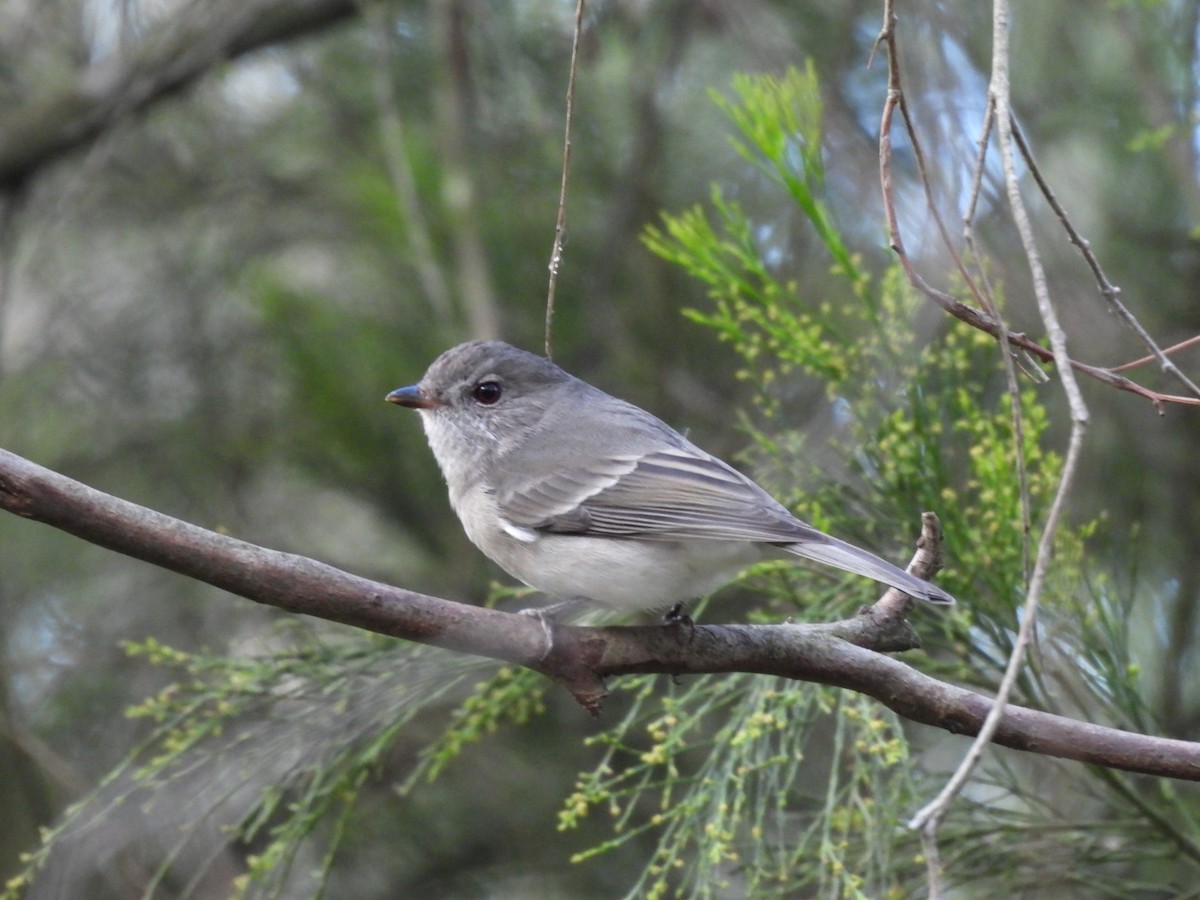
[544,0,587,359]
[908,2,1091,882]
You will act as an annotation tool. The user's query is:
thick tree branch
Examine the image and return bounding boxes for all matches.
[2,446,1199,780]
[0,0,357,192]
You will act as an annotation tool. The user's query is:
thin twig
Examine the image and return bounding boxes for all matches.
[877,5,988,316]
[1010,116,1200,399]
[1111,334,1200,373]
[963,96,995,231]
[544,0,586,359]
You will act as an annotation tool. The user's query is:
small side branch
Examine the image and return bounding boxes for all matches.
[1010,118,1200,400]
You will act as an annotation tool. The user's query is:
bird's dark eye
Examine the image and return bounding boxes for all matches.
[472,380,502,405]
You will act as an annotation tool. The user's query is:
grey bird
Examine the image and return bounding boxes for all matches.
[387,340,955,614]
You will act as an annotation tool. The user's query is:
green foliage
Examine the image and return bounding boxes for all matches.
[399,665,548,786]
[2,633,489,900]
[644,187,852,393]
[710,63,868,305]
[556,675,922,899]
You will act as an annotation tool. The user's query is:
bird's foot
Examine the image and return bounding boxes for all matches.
[662,602,693,627]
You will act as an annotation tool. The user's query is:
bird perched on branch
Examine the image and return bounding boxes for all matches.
[388,340,954,616]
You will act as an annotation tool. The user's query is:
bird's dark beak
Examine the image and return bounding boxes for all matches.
[386,384,439,409]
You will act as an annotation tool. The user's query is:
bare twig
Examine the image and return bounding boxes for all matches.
[1111,334,1200,373]
[876,4,980,307]
[544,0,586,359]
[963,96,996,232]
[895,265,1200,408]
[1010,117,1200,399]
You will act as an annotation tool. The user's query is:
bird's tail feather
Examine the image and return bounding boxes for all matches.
[784,536,955,605]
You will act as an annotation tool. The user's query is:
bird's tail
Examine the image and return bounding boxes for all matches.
[783,536,956,605]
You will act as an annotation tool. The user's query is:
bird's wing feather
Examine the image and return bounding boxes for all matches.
[497,448,827,543]
[495,445,957,605]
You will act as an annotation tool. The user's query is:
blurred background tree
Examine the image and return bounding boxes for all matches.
[0,0,1198,897]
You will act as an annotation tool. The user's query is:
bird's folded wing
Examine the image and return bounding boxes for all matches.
[497,448,827,543]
